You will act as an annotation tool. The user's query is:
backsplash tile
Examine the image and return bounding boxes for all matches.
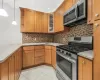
[54,24,93,44]
[22,24,93,44]
[22,33,54,43]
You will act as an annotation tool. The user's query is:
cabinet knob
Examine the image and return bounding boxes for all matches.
[95,23,99,27]
[82,61,85,64]
[95,14,99,17]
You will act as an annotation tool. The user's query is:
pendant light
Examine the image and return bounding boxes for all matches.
[0,0,8,17]
[12,0,17,25]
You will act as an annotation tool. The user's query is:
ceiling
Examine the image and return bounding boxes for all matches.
[1,0,64,12]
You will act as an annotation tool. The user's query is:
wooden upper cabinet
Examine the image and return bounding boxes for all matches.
[93,0,100,21]
[72,0,78,5]
[54,1,65,32]
[78,57,92,80]
[64,0,73,12]
[23,9,35,32]
[87,0,93,24]
[20,8,48,33]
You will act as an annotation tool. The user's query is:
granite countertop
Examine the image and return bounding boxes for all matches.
[78,50,94,60]
[0,44,22,63]
[0,43,64,63]
[22,42,64,46]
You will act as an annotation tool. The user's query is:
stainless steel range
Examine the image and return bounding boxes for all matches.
[56,37,93,80]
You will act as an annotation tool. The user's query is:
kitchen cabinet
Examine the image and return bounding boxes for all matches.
[87,0,93,24]
[45,46,52,64]
[9,55,15,80]
[93,0,100,21]
[1,60,9,80]
[72,0,78,5]
[23,46,35,68]
[78,56,93,80]
[0,47,22,80]
[20,8,49,33]
[93,20,100,80]
[64,0,73,12]
[34,46,45,65]
[51,46,56,68]
[54,2,65,32]
[23,9,35,32]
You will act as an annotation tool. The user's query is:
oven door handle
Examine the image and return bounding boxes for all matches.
[57,52,76,64]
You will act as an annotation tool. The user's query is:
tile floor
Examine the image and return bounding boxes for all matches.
[19,65,58,80]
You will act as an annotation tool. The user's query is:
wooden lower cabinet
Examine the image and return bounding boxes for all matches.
[0,47,22,80]
[51,46,56,68]
[1,60,9,80]
[78,56,93,80]
[9,55,15,80]
[35,56,45,65]
[23,50,35,68]
[45,49,52,64]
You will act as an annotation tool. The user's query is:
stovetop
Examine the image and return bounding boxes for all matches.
[57,42,93,54]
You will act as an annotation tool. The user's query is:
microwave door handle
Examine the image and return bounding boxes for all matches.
[75,5,78,18]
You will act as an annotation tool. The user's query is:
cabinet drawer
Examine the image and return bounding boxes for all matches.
[23,46,34,50]
[35,56,44,65]
[34,46,44,50]
[35,49,44,57]
[45,46,52,50]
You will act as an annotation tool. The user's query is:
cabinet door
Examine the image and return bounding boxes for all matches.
[94,20,100,80]
[45,49,52,64]
[93,0,100,20]
[78,57,92,80]
[23,50,34,68]
[35,11,42,32]
[83,58,92,80]
[54,2,64,32]
[87,0,93,24]
[24,9,35,32]
[78,57,84,80]
[9,56,15,80]
[1,60,9,80]
[43,13,48,33]
[51,47,56,68]
[64,0,73,12]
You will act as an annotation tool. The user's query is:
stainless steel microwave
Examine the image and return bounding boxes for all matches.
[64,0,86,26]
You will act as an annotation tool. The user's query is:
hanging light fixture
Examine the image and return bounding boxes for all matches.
[12,0,17,25]
[0,0,8,17]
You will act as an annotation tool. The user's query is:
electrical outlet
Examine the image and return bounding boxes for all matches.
[34,38,36,41]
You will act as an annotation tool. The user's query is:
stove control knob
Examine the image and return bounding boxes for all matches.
[62,51,64,53]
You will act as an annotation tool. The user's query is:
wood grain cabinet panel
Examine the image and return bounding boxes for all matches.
[93,0,100,21]
[23,50,34,68]
[35,49,45,57]
[93,20,100,80]
[1,60,9,80]
[23,46,34,50]
[45,49,52,64]
[23,9,35,32]
[51,46,56,68]
[87,0,93,24]
[9,56,15,80]
[35,56,45,65]
[78,57,92,80]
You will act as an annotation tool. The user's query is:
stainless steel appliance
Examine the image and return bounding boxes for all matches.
[64,0,86,27]
[56,37,93,80]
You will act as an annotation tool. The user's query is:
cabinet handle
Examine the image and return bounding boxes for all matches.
[95,14,99,17]
[95,23,99,27]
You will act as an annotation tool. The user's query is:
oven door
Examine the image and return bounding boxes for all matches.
[64,5,77,26]
[56,52,77,80]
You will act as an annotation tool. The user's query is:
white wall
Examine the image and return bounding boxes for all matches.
[0,3,22,44]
